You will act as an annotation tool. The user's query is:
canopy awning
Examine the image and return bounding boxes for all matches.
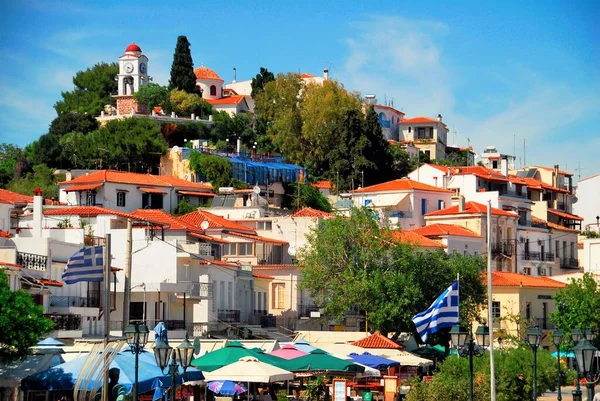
[63,183,103,192]
[203,356,294,383]
[0,353,63,387]
[138,187,167,194]
[548,209,583,221]
[226,232,288,245]
[178,190,216,197]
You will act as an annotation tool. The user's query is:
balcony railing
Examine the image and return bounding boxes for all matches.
[50,295,100,308]
[492,242,513,257]
[533,318,555,330]
[110,319,187,331]
[176,241,212,256]
[218,309,241,323]
[523,252,555,262]
[178,281,213,298]
[44,313,82,331]
[560,258,579,269]
[16,251,47,270]
[385,210,412,219]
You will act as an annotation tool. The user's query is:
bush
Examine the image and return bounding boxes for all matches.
[405,346,557,401]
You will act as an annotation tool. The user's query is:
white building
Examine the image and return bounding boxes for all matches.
[399,116,449,160]
[410,223,484,256]
[573,173,600,232]
[363,103,405,141]
[479,146,516,171]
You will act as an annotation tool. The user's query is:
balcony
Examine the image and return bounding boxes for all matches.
[178,282,213,298]
[50,295,100,308]
[533,318,555,330]
[218,309,241,323]
[110,319,187,331]
[523,252,555,262]
[176,241,213,257]
[44,313,82,330]
[560,258,579,269]
[385,210,412,219]
[492,242,513,257]
[16,251,47,270]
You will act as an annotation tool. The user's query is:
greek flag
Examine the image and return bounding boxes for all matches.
[412,280,459,343]
[62,246,104,284]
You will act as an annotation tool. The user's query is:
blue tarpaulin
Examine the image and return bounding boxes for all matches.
[347,353,400,369]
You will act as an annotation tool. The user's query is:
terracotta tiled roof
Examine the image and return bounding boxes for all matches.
[371,104,405,115]
[411,224,482,238]
[179,210,256,234]
[486,272,565,289]
[353,178,453,194]
[253,264,296,270]
[426,201,519,218]
[177,190,216,197]
[205,95,245,105]
[138,187,167,194]
[389,231,445,248]
[194,66,223,81]
[44,206,138,219]
[226,231,288,245]
[292,207,334,218]
[508,175,569,194]
[548,209,583,221]
[450,166,508,182]
[131,209,200,231]
[300,73,315,79]
[199,259,239,268]
[253,272,275,280]
[353,331,404,349]
[311,180,333,190]
[188,232,232,243]
[58,170,212,192]
[0,230,12,238]
[0,188,32,205]
[531,165,573,176]
[37,278,63,287]
[546,221,580,233]
[63,183,103,192]
[0,261,23,268]
[399,117,440,125]
[426,164,451,173]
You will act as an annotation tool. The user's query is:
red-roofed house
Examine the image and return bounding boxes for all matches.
[346,178,453,230]
[389,230,445,251]
[399,115,449,160]
[57,170,214,213]
[479,272,565,349]
[410,223,484,255]
[194,66,250,115]
[363,103,405,141]
[353,331,404,349]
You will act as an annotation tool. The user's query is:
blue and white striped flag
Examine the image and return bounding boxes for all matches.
[62,246,104,284]
[412,280,459,343]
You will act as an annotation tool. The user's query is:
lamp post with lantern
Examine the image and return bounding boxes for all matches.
[123,322,150,401]
[450,325,490,401]
[154,334,195,401]
[527,326,544,401]
[573,335,598,401]
[552,329,564,401]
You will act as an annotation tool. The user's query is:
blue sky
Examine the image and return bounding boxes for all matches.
[0,0,598,180]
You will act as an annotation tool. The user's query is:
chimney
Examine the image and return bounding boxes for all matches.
[323,68,329,81]
[233,67,237,83]
[553,164,559,187]
[458,195,465,212]
[500,157,508,177]
[32,187,43,238]
[437,114,442,122]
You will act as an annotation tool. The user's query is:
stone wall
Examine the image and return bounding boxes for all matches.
[116,96,147,115]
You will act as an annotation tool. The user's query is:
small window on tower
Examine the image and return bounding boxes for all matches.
[210,85,217,96]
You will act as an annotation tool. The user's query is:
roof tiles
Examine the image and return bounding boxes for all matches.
[389,231,445,248]
[353,331,404,349]
[353,178,453,194]
[399,117,441,125]
[58,170,213,191]
[179,210,256,234]
[131,209,201,231]
[487,272,565,289]
[292,207,334,218]
[44,206,138,219]
[426,201,519,218]
[411,224,482,238]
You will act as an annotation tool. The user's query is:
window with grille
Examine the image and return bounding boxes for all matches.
[272,283,285,309]
[117,192,126,207]
[492,301,501,318]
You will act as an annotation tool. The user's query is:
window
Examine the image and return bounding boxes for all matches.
[238,242,253,256]
[82,191,96,206]
[555,240,560,257]
[438,200,445,210]
[257,221,272,230]
[227,282,232,309]
[210,85,216,96]
[142,193,163,209]
[408,127,411,133]
[263,292,267,310]
[222,244,235,256]
[272,283,285,309]
[570,242,574,258]
[257,292,262,311]
[130,302,145,321]
[492,301,501,319]
[117,192,126,207]
[219,281,225,309]
[421,199,427,215]
[492,160,498,169]
[212,280,217,311]
[525,302,531,320]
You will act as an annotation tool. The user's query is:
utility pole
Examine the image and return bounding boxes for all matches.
[122,219,133,330]
[102,234,111,401]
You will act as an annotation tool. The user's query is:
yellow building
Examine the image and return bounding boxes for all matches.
[480,272,565,351]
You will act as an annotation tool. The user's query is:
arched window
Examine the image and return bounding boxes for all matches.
[210,85,216,96]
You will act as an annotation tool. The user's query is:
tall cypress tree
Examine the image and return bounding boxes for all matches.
[363,106,394,185]
[169,36,198,93]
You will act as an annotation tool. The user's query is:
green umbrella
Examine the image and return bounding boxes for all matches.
[279,349,365,373]
[191,341,287,372]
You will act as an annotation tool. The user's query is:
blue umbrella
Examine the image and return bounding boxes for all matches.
[551,351,575,358]
[22,350,204,393]
[348,353,400,369]
[207,381,247,395]
[154,322,169,344]
[37,338,65,346]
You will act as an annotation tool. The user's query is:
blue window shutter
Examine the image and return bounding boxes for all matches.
[421,199,427,215]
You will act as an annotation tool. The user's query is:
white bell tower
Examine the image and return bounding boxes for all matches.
[117,43,149,96]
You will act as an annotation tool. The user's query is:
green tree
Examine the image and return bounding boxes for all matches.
[169,90,212,117]
[251,67,275,96]
[0,270,55,361]
[210,111,254,148]
[389,143,416,178]
[161,121,211,148]
[48,112,98,137]
[174,197,198,216]
[8,164,63,200]
[550,273,600,346]
[188,151,232,189]
[363,106,395,185]
[0,144,27,188]
[24,134,63,168]
[281,183,332,212]
[169,36,198,93]
[133,83,170,112]
[54,62,118,116]
[298,207,486,336]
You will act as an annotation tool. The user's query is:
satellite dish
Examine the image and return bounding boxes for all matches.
[288,246,297,257]
[253,186,261,194]
[200,221,209,230]
[171,146,180,152]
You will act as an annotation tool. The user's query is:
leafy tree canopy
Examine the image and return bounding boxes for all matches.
[0,270,56,361]
[0,143,27,188]
[550,273,600,346]
[24,134,63,169]
[162,121,211,148]
[281,183,332,212]
[210,111,254,149]
[169,36,198,93]
[188,151,232,189]
[7,164,63,200]
[133,83,170,112]
[49,112,98,137]
[389,143,418,178]
[169,90,212,117]
[251,67,275,96]
[298,207,486,337]
[54,62,118,116]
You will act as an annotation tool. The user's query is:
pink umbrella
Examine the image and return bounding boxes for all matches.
[269,344,309,360]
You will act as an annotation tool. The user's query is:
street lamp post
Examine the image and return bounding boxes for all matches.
[552,329,564,401]
[450,325,490,401]
[124,323,150,401]
[527,326,543,401]
[573,338,598,401]
[572,329,585,401]
[154,334,195,401]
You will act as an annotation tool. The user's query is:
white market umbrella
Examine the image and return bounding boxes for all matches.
[203,357,294,383]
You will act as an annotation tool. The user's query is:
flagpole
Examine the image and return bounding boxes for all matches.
[487,201,496,400]
[102,234,111,401]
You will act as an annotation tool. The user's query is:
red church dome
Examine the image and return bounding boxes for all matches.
[125,43,142,53]
[194,66,223,82]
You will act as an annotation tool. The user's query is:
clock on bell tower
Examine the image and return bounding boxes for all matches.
[117,43,149,96]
